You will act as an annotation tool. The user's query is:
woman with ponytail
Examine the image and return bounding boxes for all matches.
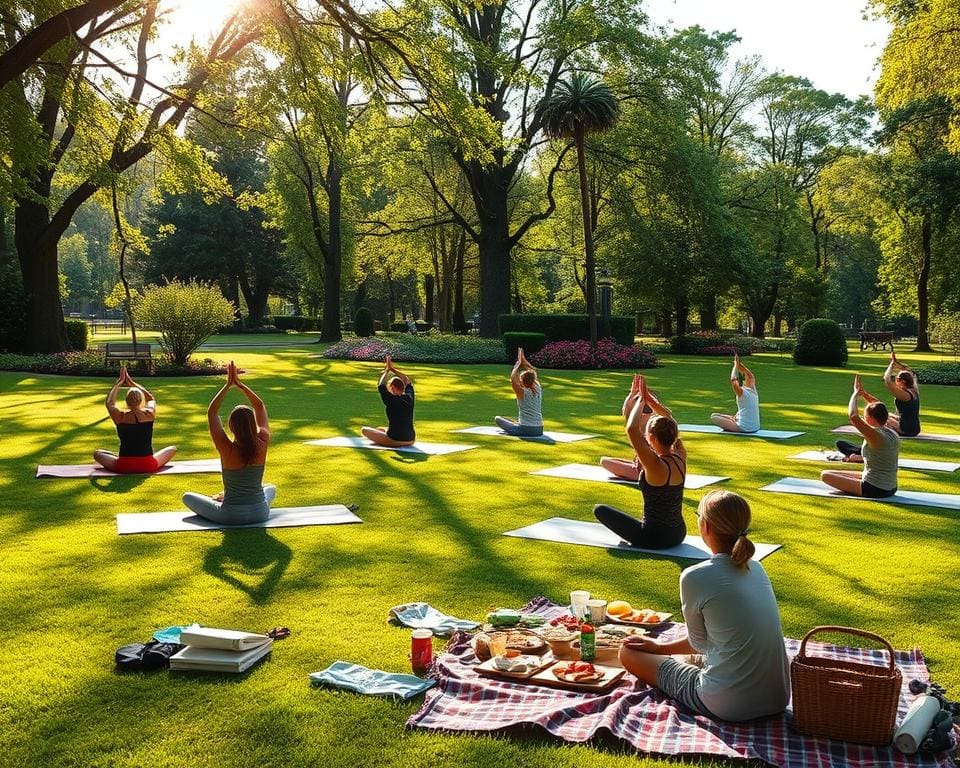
[619,490,790,722]
[182,361,275,524]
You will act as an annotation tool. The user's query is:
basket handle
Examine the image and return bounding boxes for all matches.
[798,625,897,675]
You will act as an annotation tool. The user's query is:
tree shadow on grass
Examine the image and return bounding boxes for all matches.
[203,529,293,605]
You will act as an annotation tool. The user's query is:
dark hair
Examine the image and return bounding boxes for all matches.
[698,490,755,569]
[519,369,537,388]
[228,405,259,465]
[897,371,914,388]
[387,375,403,393]
[865,401,889,426]
[647,415,678,449]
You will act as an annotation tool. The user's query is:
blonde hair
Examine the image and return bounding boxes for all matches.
[519,369,537,388]
[698,490,755,569]
[125,388,144,408]
[647,415,678,450]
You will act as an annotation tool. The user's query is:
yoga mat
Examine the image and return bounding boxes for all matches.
[116,505,362,535]
[452,426,598,443]
[37,458,222,479]
[304,437,477,455]
[788,450,960,473]
[678,424,804,439]
[832,425,960,443]
[530,463,729,490]
[760,477,960,510]
[503,517,781,560]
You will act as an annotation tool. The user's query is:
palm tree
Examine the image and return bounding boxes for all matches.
[541,73,620,348]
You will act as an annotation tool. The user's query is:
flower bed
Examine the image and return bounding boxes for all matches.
[697,345,741,356]
[529,339,660,369]
[323,332,507,364]
[0,350,225,377]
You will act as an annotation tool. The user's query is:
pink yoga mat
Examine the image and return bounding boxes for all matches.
[37,459,222,479]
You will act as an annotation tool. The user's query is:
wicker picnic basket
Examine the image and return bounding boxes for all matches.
[790,626,902,745]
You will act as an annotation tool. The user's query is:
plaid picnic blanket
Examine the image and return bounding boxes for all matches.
[407,597,957,768]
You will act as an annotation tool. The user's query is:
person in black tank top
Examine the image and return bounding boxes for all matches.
[93,368,177,473]
[879,352,921,437]
[595,375,687,549]
[361,354,416,447]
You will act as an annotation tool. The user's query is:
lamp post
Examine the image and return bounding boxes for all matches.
[598,269,613,317]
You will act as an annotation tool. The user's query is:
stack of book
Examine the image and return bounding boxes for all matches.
[169,627,273,673]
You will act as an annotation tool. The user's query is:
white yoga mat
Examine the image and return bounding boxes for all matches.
[37,458,222,479]
[304,437,477,455]
[760,477,960,510]
[832,425,960,443]
[503,517,781,560]
[678,424,805,439]
[530,463,729,490]
[453,426,599,443]
[116,504,362,535]
[788,450,960,473]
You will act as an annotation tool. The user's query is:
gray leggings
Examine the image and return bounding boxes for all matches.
[494,416,544,437]
[182,485,277,525]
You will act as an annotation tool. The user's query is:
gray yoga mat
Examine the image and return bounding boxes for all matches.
[304,437,477,455]
[831,425,960,443]
[530,463,729,490]
[503,517,781,560]
[116,504,362,535]
[37,458,222,479]
[452,426,599,443]
[788,450,960,473]
[678,424,804,439]
[760,477,960,510]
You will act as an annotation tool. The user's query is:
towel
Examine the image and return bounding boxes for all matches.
[310,661,436,700]
[388,602,480,637]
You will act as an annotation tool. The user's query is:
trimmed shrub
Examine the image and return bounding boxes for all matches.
[355,307,375,337]
[502,331,547,362]
[670,332,754,356]
[793,318,848,366]
[272,315,314,332]
[0,350,225,376]
[390,321,432,332]
[324,332,505,363]
[135,280,237,366]
[0,261,26,353]
[914,363,960,386]
[498,313,636,346]
[698,345,740,356]
[528,339,660,369]
[64,319,88,351]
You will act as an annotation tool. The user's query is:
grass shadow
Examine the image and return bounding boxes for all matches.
[203,529,293,604]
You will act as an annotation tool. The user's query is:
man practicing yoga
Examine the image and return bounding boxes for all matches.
[619,490,790,722]
[494,347,543,437]
[182,361,275,525]
[361,354,416,447]
[594,374,687,549]
[710,354,759,433]
[823,375,899,498]
[93,368,176,473]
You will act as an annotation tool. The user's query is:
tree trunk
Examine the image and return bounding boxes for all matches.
[575,130,597,348]
[15,196,67,353]
[386,267,396,323]
[698,295,717,331]
[320,166,343,342]
[675,296,689,336]
[914,214,933,352]
[661,309,673,338]
[750,313,767,339]
[424,273,435,326]
[512,283,523,313]
[773,312,783,337]
[476,202,511,338]
[453,234,467,333]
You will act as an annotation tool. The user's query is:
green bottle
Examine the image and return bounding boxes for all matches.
[579,624,596,662]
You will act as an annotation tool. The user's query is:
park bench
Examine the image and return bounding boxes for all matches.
[858,330,895,352]
[103,342,153,372]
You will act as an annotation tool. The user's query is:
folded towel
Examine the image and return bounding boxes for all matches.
[152,624,199,644]
[388,602,480,637]
[310,661,436,700]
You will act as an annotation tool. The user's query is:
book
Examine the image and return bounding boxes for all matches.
[169,640,273,673]
[178,627,271,652]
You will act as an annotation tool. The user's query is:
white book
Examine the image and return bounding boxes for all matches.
[178,627,271,652]
[169,640,273,673]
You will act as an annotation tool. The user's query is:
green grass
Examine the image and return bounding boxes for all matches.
[2,344,959,767]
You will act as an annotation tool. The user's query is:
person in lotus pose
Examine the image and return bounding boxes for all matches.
[594,374,687,549]
[710,354,759,433]
[494,347,543,437]
[182,362,275,524]
[361,355,416,447]
[879,352,921,437]
[619,490,790,722]
[93,368,176,473]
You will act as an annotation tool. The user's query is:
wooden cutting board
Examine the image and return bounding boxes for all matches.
[528,662,627,693]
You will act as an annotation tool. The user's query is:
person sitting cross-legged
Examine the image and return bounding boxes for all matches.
[710,354,760,434]
[361,355,416,447]
[494,347,543,437]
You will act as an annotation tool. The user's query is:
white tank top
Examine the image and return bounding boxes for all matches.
[735,386,760,432]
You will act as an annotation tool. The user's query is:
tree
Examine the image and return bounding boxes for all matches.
[541,74,620,347]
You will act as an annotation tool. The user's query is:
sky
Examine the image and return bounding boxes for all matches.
[643,0,891,100]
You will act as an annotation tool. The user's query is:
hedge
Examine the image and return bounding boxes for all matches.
[355,307,375,337]
[272,315,315,332]
[498,314,636,346]
[793,318,848,366]
[391,321,432,332]
[64,319,88,351]
[502,331,547,362]
[915,363,960,386]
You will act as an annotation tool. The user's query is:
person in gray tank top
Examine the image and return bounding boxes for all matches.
[183,362,275,525]
[821,375,899,498]
[494,347,543,437]
[710,354,760,433]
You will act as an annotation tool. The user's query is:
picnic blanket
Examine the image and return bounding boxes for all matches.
[388,602,480,637]
[408,597,956,768]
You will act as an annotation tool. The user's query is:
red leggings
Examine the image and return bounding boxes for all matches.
[113,455,161,474]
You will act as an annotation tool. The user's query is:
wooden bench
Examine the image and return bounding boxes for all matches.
[858,331,895,352]
[103,342,153,372]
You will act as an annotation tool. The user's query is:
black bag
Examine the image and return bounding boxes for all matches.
[115,640,183,671]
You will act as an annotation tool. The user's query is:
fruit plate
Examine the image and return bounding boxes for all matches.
[528,661,626,692]
[475,654,556,681]
[604,610,673,628]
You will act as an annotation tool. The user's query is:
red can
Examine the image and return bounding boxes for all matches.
[410,629,434,675]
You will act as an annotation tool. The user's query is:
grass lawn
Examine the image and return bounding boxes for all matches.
[2,343,959,767]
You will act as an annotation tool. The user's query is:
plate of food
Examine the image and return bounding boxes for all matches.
[604,600,672,627]
[472,629,547,661]
[529,660,626,692]
[475,651,554,680]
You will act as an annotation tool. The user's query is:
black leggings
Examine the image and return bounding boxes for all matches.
[593,504,686,549]
[835,440,862,457]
